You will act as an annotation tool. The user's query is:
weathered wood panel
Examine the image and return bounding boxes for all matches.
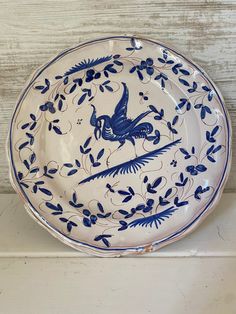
[0,0,235,192]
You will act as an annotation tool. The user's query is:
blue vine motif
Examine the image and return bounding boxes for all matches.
[14,37,226,250]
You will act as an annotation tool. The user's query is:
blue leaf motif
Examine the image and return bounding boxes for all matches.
[97,202,104,213]
[194,185,210,200]
[60,217,68,223]
[212,126,219,136]
[137,70,143,81]
[89,154,95,164]
[19,142,29,150]
[119,209,129,215]
[64,163,73,168]
[179,69,190,75]
[72,192,77,203]
[97,149,105,160]
[152,177,162,188]
[67,169,78,176]
[212,145,222,153]
[78,93,86,105]
[84,137,92,148]
[69,84,77,94]
[94,234,112,246]
[128,187,135,195]
[118,190,131,196]
[123,195,132,203]
[165,188,172,198]
[174,197,188,207]
[179,78,190,86]
[39,188,52,196]
[46,202,63,212]
[53,126,62,135]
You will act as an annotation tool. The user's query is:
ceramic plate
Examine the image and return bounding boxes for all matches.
[8,36,231,256]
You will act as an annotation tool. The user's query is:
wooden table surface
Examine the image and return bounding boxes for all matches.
[0,2,236,313]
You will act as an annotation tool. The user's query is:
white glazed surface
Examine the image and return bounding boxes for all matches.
[8,36,231,256]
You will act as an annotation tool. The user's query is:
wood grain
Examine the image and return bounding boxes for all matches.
[0,0,235,192]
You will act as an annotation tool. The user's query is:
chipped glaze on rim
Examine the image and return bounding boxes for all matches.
[7,35,231,257]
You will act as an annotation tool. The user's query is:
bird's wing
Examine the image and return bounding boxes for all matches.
[111,82,129,132]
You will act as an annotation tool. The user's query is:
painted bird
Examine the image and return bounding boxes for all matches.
[90,82,153,148]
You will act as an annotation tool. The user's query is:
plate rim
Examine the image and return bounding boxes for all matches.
[7,35,232,256]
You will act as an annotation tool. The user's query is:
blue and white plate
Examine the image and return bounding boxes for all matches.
[8,36,231,256]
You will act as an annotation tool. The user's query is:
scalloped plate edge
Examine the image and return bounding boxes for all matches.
[6,35,232,257]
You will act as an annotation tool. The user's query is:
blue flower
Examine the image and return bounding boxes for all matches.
[85,69,101,82]
[39,101,56,113]
[186,164,207,176]
[82,209,97,227]
[130,58,154,81]
[138,58,154,75]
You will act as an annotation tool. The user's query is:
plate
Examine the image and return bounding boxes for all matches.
[8,36,231,256]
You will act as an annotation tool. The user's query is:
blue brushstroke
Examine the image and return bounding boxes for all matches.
[128,206,177,229]
[64,55,112,77]
[79,138,181,184]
